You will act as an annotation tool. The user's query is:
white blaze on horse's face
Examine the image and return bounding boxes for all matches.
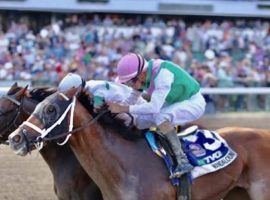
[9,92,76,155]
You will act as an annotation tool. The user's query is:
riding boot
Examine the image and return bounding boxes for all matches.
[165,130,193,179]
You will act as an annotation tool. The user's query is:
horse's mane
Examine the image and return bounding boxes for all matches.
[77,91,144,141]
[7,86,56,102]
[29,87,57,101]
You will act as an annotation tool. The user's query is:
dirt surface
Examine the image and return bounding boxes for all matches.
[0,147,56,200]
[0,113,270,200]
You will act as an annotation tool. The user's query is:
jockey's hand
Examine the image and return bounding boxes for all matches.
[107,102,129,113]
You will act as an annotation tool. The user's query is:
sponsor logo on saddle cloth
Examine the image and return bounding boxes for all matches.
[182,129,237,179]
[145,129,237,180]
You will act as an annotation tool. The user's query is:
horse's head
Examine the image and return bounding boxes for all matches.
[0,83,29,143]
[0,83,56,144]
[9,87,80,156]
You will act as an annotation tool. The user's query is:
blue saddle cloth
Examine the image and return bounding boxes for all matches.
[145,128,237,185]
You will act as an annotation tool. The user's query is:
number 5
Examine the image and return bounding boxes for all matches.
[203,130,222,151]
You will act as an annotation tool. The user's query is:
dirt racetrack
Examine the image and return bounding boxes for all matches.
[0,112,270,200]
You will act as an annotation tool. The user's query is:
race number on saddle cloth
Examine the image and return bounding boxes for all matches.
[145,128,237,181]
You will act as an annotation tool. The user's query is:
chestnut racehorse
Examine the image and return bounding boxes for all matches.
[0,84,102,200]
[9,88,255,200]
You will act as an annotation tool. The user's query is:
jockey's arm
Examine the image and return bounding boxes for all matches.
[123,89,142,105]
[129,69,173,115]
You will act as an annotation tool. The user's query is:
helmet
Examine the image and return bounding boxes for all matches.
[115,53,146,83]
[58,73,84,91]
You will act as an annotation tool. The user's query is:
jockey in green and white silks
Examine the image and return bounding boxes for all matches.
[109,53,206,178]
[129,59,205,128]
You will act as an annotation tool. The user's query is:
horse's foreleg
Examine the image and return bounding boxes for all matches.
[224,187,251,200]
[248,179,270,200]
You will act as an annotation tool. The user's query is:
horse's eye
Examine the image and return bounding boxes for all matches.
[46,105,56,114]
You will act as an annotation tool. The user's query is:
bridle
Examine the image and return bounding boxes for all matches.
[21,93,108,151]
[0,95,32,145]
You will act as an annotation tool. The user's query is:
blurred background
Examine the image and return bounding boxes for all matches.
[0,0,270,113]
[0,1,270,200]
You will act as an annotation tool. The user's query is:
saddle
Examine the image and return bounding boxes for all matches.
[144,126,237,184]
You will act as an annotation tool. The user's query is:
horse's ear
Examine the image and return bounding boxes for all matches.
[14,85,28,99]
[11,82,18,90]
[65,87,80,99]
[7,82,18,95]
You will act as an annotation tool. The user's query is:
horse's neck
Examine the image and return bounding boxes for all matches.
[69,122,141,198]
[40,143,75,174]
[14,96,37,125]
[23,96,38,114]
[69,103,167,199]
[70,120,134,178]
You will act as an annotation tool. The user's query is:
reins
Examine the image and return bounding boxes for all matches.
[23,92,133,150]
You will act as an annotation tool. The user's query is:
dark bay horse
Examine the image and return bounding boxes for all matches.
[0,83,102,200]
[8,88,254,200]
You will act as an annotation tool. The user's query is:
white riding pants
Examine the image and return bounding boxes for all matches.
[133,92,206,130]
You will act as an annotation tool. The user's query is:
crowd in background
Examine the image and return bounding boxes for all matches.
[0,14,269,111]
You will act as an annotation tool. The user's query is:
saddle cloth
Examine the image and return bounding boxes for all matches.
[145,127,237,182]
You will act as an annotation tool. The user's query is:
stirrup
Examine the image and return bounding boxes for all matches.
[170,171,183,179]
[177,125,198,137]
[170,164,193,179]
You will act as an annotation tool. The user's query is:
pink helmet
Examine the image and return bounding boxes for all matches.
[115,53,146,83]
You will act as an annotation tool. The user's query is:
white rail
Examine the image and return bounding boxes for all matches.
[0,86,269,111]
[201,87,270,95]
[1,87,270,95]
[0,88,11,95]
[200,87,270,112]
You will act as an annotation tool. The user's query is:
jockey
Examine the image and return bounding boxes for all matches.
[108,53,206,178]
[58,73,146,124]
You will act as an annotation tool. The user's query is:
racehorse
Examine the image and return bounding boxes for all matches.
[0,83,102,200]
[8,87,255,200]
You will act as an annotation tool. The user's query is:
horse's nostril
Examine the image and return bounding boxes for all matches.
[12,134,22,143]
